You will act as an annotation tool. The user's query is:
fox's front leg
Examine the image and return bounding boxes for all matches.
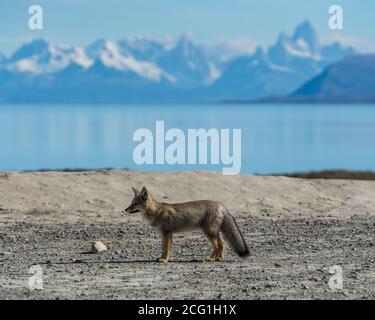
[159,231,172,264]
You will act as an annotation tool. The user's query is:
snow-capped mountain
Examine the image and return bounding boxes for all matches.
[85,39,175,82]
[117,36,174,62]
[0,21,360,102]
[208,47,297,100]
[155,36,215,87]
[291,20,320,56]
[212,21,357,100]
[204,38,257,63]
[77,36,212,86]
[6,39,91,74]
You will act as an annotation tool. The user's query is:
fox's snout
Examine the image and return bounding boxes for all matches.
[124,205,138,214]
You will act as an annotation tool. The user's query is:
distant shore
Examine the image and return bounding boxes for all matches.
[277,169,375,181]
[16,168,375,181]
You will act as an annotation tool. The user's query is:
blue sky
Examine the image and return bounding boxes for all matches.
[1,0,374,55]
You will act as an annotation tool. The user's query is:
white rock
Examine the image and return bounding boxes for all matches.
[91,241,107,253]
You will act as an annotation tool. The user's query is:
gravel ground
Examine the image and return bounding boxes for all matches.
[1,216,374,300]
[0,171,374,299]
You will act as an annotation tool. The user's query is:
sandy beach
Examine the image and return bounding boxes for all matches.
[0,170,374,299]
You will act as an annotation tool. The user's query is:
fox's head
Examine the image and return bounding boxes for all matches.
[124,186,150,214]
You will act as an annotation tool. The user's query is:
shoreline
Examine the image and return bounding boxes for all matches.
[5,168,375,181]
[276,169,375,181]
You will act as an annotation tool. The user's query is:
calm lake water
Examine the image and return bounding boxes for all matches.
[0,103,375,174]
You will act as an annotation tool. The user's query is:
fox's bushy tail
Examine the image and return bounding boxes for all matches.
[220,211,250,258]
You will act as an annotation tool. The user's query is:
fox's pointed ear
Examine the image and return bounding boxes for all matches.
[140,186,148,201]
[132,187,139,197]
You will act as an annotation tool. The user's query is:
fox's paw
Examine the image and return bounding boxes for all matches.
[208,255,224,262]
[158,258,169,264]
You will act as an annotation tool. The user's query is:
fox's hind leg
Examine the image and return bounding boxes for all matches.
[206,234,219,262]
[217,234,225,261]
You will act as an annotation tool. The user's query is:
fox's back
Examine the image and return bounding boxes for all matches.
[156,200,226,232]
[167,200,224,214]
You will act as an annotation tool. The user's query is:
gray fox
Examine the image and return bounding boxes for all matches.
[124,186,250,263]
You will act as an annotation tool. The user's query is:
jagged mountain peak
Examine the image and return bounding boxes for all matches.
[293,21,315,38]
[9,38,50,62]
[173,35,200,56]
[267,21,322,67]
[6,39,91,74]
[292,20,319,54]
[86,39,119,59]
[151,34,212,88]
[117,36,171,62]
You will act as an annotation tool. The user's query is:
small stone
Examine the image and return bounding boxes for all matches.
[302,283,310,290]
[91,241,107,253]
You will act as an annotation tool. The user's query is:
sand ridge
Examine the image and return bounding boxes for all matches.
[0,170,374,224]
